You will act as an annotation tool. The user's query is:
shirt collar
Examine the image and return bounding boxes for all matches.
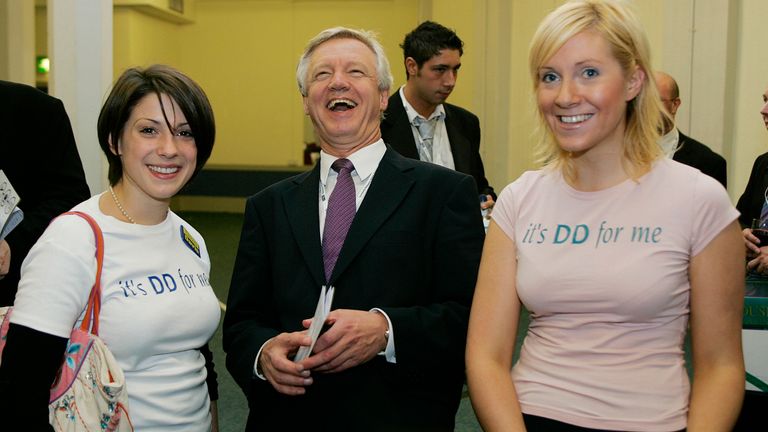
[398,85,445,124]
[319,139,386,185]
[659,127,680,158]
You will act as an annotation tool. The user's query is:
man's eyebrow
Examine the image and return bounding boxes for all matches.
[431,63,461,69]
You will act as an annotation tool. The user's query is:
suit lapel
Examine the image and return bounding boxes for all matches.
[672,132,691,164]
[444,106,471,174]
[283,165,326,288]
[383,93,420,159]
[328,149,414,284]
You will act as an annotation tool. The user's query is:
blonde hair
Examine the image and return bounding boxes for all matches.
[528,0,668,181]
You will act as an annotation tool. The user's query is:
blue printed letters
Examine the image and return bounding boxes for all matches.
[553,224,589,244]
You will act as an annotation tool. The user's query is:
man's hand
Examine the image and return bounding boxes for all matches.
[747,246,768,274]
[743,228,761,257]
[742,229,768,274]
[480,195,495,212]
[0,240,10,279]
[300,309,387,374]
[260,332,314,395]
[480,195,495,226]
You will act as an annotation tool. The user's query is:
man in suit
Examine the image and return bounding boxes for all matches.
[655,71,727,188]
[0,80,90,306]
[224,27,484,431]
[381,21,495,206]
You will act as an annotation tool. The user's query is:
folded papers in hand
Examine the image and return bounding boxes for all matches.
[294,285,334,362]
[0,170,23,240]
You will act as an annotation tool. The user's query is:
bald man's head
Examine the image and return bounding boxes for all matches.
[655,71,681,118]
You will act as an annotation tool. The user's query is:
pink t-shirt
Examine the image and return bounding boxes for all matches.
[492,159,738,431]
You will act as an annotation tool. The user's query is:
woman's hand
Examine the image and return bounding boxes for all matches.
[210,400,218,432]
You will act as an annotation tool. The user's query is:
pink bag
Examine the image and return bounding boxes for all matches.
[0,211,133,431]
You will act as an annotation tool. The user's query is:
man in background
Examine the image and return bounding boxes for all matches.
[381,21,495,206]
[655,71,727,188]
[0,80,90,305]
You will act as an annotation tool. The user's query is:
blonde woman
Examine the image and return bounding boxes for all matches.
[466,1,744,430]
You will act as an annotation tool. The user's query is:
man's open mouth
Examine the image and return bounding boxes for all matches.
[327,98,357,111]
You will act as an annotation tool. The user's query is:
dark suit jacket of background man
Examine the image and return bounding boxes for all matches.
[224,148,484,431]
[736,151,768,228]
[381,92,495,199]
[0,81,90,306]
[673,131,727,189]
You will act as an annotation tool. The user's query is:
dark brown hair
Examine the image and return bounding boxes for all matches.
[97,64,215,185]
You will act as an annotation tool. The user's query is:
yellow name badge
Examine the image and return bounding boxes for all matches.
[180,225,201,258]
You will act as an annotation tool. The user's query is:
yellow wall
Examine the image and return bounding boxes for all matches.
[633,0,665,73]
[89,0,419,167]
[142,0,419,167]
[505,0,559,184]
[34,4,45,86]
[29,0,766,202]
[430,0,478,110]
[113,7,182,78]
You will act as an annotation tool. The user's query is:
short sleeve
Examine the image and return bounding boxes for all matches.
[10,215,98,338]
[491,183,520,242]
[689,174,740,257]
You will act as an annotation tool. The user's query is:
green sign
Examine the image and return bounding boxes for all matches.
[36,56,49,74]
[744,296,768,329]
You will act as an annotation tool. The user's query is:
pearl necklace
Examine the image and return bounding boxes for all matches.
[108,186,136,224]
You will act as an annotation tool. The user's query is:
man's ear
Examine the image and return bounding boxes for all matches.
[405,57,419,78]
[379,89,389,111]
[302,96,309,115]
[671,98,681,116]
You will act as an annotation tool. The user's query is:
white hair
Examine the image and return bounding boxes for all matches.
[296,27,393,97]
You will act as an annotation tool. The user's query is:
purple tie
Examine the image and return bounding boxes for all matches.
[322,158,356,282]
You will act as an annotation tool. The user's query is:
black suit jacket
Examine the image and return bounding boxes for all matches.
[736,152,768,228]
[0,81,90,305]
[673,131,727,189]
[381,92,495,199]
[224,148,484,431]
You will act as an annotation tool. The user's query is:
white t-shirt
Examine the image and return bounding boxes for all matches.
[492,159,738,431]
[11,195,220,432]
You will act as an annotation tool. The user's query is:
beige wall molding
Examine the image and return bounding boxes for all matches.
[114,0,195,24]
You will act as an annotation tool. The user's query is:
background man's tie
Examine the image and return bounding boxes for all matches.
[760,186,768,226]
[322,158,356,282]
[413,116,437,162]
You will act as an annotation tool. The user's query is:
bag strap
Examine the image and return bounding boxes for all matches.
[59,211,105,336]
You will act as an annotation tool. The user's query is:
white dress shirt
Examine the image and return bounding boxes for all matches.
[253,140,396,380]
[398,86,455,169]
[318,140,386,236]
[659,127,680,158]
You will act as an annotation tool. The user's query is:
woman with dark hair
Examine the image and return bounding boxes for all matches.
[466,1,744,431]
[0,65,220,431]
